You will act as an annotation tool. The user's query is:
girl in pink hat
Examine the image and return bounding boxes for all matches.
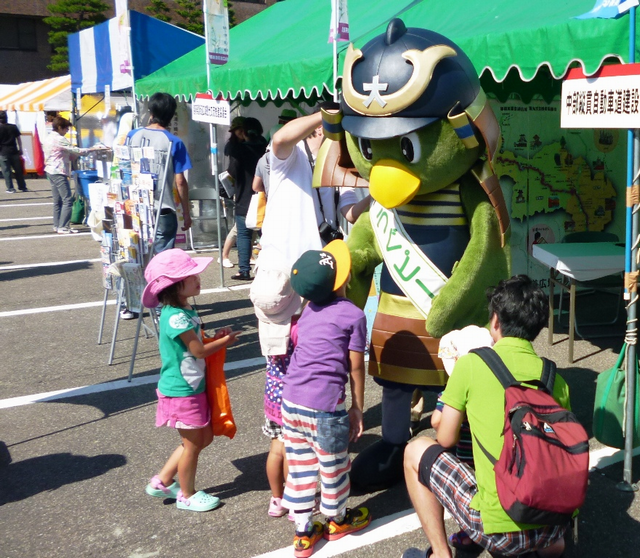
[142,248,240,512]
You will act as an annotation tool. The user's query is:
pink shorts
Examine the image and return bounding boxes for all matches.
[155,389,211,429]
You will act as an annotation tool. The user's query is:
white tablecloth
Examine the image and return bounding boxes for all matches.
[532,242,624,281]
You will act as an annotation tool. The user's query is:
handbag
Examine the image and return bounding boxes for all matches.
[593,343,640,449]
[245,191,266,230]
[202,340,237,439]
[70,196,85,224]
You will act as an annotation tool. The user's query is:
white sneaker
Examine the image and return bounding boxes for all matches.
[217,257,234,268]
[57,227,79,234]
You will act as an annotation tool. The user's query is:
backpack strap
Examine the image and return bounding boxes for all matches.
[470,347,557,394]
[470,347,516,389]
[540,358,557,394]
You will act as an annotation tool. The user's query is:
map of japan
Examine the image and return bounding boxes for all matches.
[495,142,616,232]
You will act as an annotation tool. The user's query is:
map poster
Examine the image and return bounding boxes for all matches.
[491,98,626,291]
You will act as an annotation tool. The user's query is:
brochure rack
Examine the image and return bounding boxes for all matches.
[96,142,173,380]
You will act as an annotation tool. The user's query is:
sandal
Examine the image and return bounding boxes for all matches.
[176,490,221,512]
[145,475,180,499]
[449,530,483,552]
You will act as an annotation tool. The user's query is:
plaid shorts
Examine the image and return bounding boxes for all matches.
[262,416,284,441]
[418,444,567,556]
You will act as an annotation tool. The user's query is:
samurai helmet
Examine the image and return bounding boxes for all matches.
[341,18,499,162]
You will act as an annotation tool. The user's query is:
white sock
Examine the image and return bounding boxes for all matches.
[294,510,313,533]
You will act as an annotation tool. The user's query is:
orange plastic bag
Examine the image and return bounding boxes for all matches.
[202,340,237,439]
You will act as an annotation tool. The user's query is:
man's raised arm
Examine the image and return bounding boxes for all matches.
[271,112,322,160]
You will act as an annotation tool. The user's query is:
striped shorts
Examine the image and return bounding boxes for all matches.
[419,444,567,556]
[281,399,351,518]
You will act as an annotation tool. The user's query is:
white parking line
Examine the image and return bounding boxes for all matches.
[0,216,51,222]
[0,356,266,409]
[0,284,251,317]
[0,232,93,241]
[0,202,52,208]
[0,258,101,271]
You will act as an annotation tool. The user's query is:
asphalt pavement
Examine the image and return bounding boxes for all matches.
[1,178,640,558]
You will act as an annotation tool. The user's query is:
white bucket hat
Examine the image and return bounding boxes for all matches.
[250,267,302,355]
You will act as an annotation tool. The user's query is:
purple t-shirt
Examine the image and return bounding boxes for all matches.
[283,297,367,412]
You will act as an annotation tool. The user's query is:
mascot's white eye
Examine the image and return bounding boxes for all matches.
[358,137,373,160]
[401,133,421,163]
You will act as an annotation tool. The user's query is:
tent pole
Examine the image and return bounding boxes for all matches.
[619,6,639,493]
[126,9,139,127]
[203,0,225,288]
[332,0,339,102]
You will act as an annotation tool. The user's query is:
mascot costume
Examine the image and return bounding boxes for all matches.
[316,19,511,491]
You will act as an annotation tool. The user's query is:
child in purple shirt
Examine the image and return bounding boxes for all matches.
[281,239,372,558]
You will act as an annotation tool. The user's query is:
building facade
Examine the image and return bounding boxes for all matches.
[0,0,276,84]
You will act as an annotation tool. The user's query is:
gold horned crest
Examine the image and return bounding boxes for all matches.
[342,43,457,117]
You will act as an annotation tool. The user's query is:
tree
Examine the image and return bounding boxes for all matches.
[147,0,173,23]
[44,0,109,72]
[175,0,204,35]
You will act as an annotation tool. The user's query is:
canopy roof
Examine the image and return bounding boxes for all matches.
[136,0,636,103]
[0,75,71,112]
[69,11,204,94]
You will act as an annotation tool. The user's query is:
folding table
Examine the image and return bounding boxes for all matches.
[532,242,625,362]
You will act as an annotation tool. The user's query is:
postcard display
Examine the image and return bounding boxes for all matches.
[98,143,172,377]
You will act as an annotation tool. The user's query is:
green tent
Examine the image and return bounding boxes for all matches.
[136,0,636,103]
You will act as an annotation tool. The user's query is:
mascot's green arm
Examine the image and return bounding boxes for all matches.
[426,176,511,338]
[346,208,382,309]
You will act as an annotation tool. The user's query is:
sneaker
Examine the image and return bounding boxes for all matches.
[268,496,288,518]
[145,475,180,499]
[5,189,16,194]
[120,309,139,320]
[217,257,234,268]
[323,507,372,541]
[18,188,28,192]
[176,490,221,512]
[57,227,79,234]
[293,521,324,558]
[230,271,252,281]
[52,227,57,233]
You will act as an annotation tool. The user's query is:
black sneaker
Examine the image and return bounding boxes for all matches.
[231,271,252,281]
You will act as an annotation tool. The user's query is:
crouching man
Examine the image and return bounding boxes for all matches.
[402,275,570,558]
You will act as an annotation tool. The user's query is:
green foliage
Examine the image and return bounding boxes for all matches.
[228,1,237,28]
[175,0,204,35]
[44,0,109,71]
[147,0,173,23]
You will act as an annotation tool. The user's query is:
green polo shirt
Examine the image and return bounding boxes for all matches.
[440,337,571,534]
[157,306,206,397]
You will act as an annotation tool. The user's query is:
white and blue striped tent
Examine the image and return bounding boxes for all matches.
[68,11,205,94]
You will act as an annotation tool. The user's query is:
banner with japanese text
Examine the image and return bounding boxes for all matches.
[329,0,349,42]
[204,0,230,65]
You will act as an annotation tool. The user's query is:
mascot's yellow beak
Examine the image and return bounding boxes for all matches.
[369,159,421,208]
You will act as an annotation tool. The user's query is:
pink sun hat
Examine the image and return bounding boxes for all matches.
[142,249,213,308]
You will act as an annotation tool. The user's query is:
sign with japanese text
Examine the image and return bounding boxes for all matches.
[204,0,230,65]
[191,93,230,125]
[561,64,640,128]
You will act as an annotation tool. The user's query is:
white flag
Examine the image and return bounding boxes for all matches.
[329,0,349,43]
[204,0,230,65]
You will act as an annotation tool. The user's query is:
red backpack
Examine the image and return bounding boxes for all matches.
[470,347,589,525]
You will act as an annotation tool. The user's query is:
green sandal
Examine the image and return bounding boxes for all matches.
[176,490,221,512]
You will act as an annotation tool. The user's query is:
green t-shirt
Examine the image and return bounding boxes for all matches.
[157,306,206,397]
[440,337,571,534]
